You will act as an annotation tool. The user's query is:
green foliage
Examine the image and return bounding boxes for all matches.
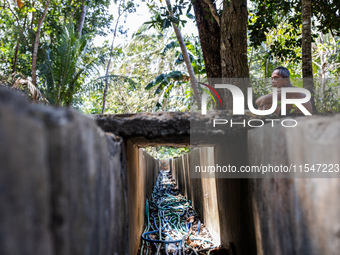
[314,78,340,114]
[248,0,303,63]
[145,70,189,93]
[45,0,115,38]
[144,146,191,159]
[162,37,205,75]
[144,70,191,112]
[249,0,301,47]
[39,24,97,106]
[312,0,340,36]
[90,74,137,91]
[250,78,273,98]
[84,23,198,114]
[313,33,340,78]
[144,0,191,30]
[141,32,204,111]
[1,0,339,115]
[79,78,155,114]
[249,0,340,57]
[0,1,35,77]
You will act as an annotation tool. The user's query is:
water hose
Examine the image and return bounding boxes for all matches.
[140,171,215,254]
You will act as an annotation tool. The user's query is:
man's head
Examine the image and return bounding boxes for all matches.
[271,66,291,88]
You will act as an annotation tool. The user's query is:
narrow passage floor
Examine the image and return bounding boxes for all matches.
[139,170,224,255]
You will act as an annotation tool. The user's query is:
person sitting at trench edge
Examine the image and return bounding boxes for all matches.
[255,66,313,116]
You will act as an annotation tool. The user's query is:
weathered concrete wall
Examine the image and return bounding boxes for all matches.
[172,145,256,255]
[0,88,128,255]
[248,116,340,255]
[126,141,159,255]
[96,110,265,147]
[198,147,220,245]
[172,115,340,255]
[3,86,339,255]
[214,136,256,255]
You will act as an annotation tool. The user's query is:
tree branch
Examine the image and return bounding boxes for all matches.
[165,0,202,109]
[102,1,124,114]
[203,0,220,27]
[76,1,87,38]
[31,0,51,86]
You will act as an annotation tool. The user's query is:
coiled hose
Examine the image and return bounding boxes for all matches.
[139,171,216,255]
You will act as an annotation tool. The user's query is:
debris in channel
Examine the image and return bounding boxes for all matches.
[139,170,219,255]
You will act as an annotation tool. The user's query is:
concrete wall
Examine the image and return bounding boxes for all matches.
[248,116,340,255]
[0,88,128,255]
[125,141,159,255]
[172,115,340,255]
[213,136,256,255]
[172,144,256,255]
[2,86,339,255]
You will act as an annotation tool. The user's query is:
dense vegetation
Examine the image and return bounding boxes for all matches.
[0,0,339,114]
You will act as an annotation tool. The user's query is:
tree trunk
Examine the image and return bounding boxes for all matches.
[77,2,87,38]
[165,0,201,110]
[202,0,220,26]
[191,0,221,79]
[220,0,249,74]
[219,0,249,109]
[102,9,122,114]
[302,0,317,113]
[192,0,249,110]
[31,0,51,86]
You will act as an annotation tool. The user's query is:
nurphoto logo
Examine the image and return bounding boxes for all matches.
[201,84,312,116]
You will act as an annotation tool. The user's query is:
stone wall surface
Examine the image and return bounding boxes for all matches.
[0,88,128,255]
[213,136,256,255]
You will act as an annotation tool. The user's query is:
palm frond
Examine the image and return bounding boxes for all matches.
[161,41,179,55]
[38,23,98,106]
[145,71,189,94]
[174,52,197,65]
[85,74,137,92]
[132,23,150,38]
[12,76,49,104]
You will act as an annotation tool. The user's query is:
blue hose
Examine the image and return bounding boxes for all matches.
[140,171,216,254]
[197,220,201,235]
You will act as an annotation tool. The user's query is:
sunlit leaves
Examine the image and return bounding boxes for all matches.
[144,0,191,30]
[145,70,189,93]
[144,146,191,159]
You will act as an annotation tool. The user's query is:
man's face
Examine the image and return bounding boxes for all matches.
[271,70,289,88]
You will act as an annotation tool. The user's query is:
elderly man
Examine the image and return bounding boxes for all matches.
[255,66,313,116]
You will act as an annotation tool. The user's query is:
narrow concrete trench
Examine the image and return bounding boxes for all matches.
[138,168,217,254]
[1,89,340,255]
[99,112,340,255]
[125,140,254,255]
[103,113,257,255]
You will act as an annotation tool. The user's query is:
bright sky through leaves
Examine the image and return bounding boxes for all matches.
[93,0,198,47]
